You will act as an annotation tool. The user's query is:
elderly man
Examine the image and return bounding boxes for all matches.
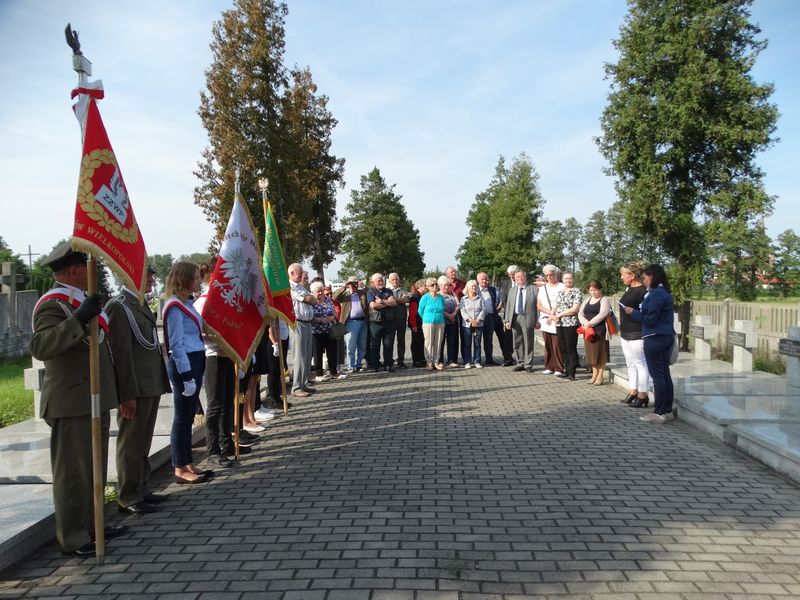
[477,272,508,366]
[333,276,369,372]
[366,273,397,372]
[503,268,539,372]
[288,263,316,397]
[387,272,410,369]
[30,241,128,557]
[106,265,172,514]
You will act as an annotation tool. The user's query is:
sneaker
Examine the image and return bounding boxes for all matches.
[474,363,483,369]
[426,364,435,371]
[435,363,444,371]
[639,413,667,423]
[541,369,553,375]
[314,374,331,383]
[243,424,266,433]
[447,362,459,368]
[333,373,348,380]
[254,408,277,422]
[553,371,562,376]
[464,364,472,369]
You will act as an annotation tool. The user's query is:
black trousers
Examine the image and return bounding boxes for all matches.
[410,328,425,365]
[393,318,407,364]
[314,330,339,376]
[369,320,395,368]
[204,355,234,456]
[556,325,579,377]
[266,338,289,406]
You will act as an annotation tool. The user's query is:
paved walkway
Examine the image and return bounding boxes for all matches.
[2,361,800,599]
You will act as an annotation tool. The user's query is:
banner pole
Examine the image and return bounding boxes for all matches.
[66,23,105,565]
[233,364,240,460]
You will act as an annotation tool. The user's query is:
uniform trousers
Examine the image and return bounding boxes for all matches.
[47,412,110,552]
[116,395,160,508]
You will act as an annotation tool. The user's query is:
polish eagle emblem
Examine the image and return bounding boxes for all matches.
[212,247,259,312]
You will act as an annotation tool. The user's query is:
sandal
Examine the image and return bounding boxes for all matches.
[174,473,208,485]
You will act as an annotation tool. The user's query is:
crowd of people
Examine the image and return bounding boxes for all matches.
[30,239,676,558]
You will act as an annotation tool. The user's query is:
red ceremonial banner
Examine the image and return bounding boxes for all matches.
[71,82,147,296]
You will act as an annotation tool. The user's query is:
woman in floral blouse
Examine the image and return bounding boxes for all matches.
[311,281,344,381]
[553,271,582,381]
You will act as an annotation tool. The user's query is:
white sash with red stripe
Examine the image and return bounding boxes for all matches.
[33,286,110,337]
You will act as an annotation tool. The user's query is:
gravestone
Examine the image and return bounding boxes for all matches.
[730,320,757,372]
[780,326,800,388]
[690,315,718,361]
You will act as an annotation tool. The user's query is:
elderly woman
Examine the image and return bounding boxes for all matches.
[623,265,676,423]
[459,279,485,368]
[311,281,343,381]
[417,276,446,370]
[578,279,611,386]
[408,279,427,367]
[439,275,460,367]
[619,262,650,407]
[537,264,565,375]
[553,271,582,380]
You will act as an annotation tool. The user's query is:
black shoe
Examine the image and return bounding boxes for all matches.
[485,360,499,366]
[223,445,252,456]
[104,524,130,540]
[174,473,208,485]
[397,363,407,369]
[143,493,169,504]
[526,367,534,373]
[303,386,317,394]
[238,430,259,443]
[621,394,636,404]
[63,542,96,557]
[207,453,233,468]
[387,366,395,372]
[630,397,650,408]
[118,501,157,515]
[568,375,577,381]
[503,360,515,367]
[513,366,526,372]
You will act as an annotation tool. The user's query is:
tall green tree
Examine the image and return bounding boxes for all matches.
[770,229,800,297]
[537,219,567,271]
[338,168,425,282]
[562,217,584,274]
[194,0,343,271]
[457,153,545,278]
[597,0,779,303]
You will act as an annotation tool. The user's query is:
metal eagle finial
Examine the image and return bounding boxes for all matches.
[65,23,82,55]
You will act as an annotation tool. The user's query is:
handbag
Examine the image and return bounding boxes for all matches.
[329,321,348,340]
[606,310,619,337]
[668,336,679,365]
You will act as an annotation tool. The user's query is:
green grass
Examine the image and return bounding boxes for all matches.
[0,356,34,428]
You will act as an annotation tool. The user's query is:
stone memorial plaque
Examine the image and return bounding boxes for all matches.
[689,325,705,338]
[728,331,750,348]
[779,338,800,358]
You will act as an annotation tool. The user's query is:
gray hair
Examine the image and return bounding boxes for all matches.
[371,273,384,283]
[388,272,400,280]
[310,281,325,293]
[507,264,519,274]
[543,264,559,275]
[437,275,451,287]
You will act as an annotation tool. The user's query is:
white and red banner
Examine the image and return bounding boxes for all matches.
[199,191,268,368]
[70,80,147,297]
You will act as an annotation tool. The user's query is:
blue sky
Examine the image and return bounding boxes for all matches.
[0,0,797,277]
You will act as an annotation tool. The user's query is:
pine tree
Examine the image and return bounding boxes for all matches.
[597,0,778,302]
[338,168,425,281]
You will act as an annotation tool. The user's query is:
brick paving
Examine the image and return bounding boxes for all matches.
[2,362,800,599]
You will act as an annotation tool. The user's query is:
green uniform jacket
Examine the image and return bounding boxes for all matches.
[105,290,171,400]
[30,287,118,418]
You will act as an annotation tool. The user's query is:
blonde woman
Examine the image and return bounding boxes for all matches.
[417,277,446,370]
[619,262,650,407]
[163,262,208,484]
[459,279,485,368]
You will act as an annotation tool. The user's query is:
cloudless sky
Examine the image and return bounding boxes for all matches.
[0,0,797,278]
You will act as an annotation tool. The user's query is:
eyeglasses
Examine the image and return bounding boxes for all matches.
[428,284,437,287]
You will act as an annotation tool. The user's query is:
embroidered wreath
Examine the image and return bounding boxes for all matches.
[78,149,139,244]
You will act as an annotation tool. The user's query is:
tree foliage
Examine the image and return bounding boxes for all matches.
[194,0,343,275]
[457,154,545,279]
[338,167,425,282]
[597,0,778,302]
[771,229,800,297]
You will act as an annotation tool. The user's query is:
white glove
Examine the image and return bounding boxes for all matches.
[273,343,280,357]
[182,379,197,397]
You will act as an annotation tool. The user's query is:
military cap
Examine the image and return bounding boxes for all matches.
[43,240,88,272]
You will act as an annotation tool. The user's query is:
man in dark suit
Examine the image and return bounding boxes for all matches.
[503,268,539,372]
[106,265,172,515]
[30,241,127,557]
[477,272,509,366]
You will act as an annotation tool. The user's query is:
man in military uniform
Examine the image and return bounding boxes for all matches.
[106,265,172,514]
[30,241,127,557]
